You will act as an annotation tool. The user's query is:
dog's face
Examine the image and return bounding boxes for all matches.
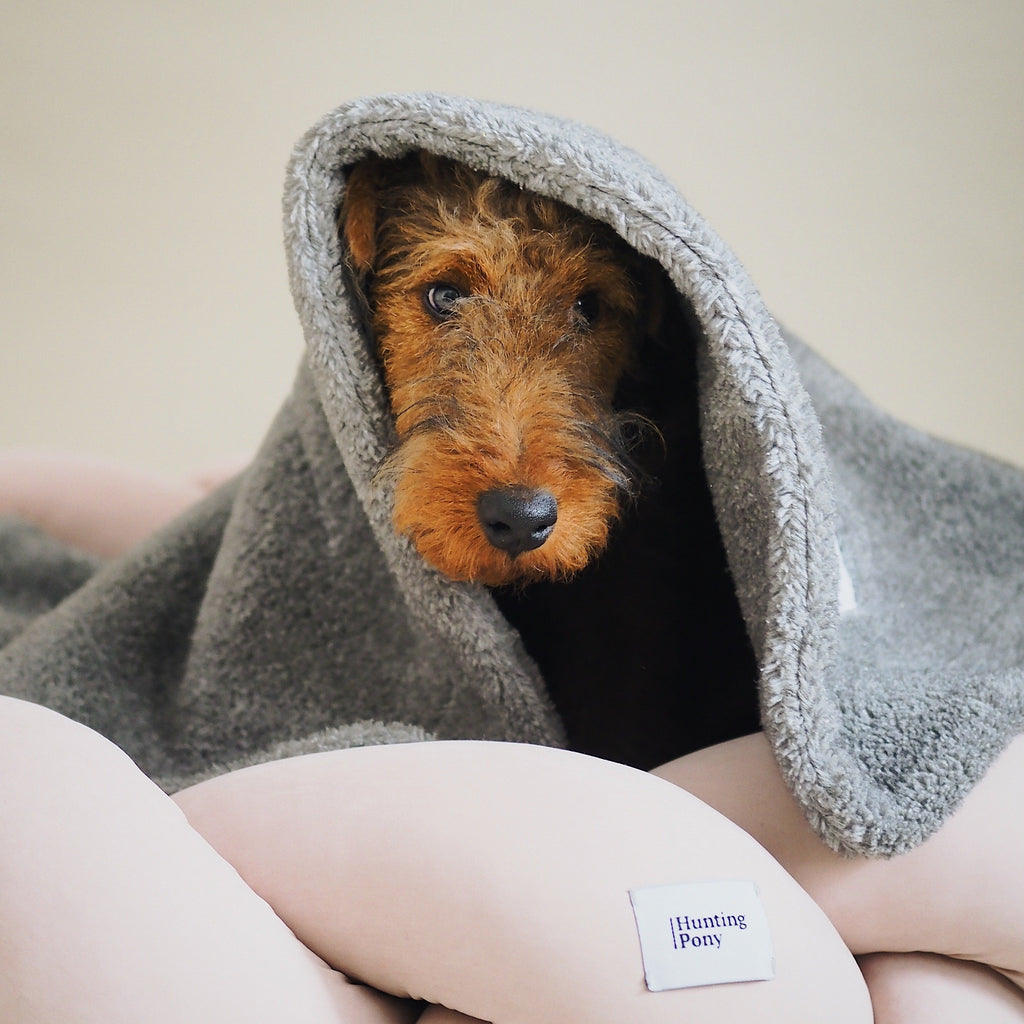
[342,152,654,586]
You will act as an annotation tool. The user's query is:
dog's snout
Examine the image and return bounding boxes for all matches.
[477,487,558,556]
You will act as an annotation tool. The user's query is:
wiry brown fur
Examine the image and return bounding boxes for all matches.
[342,152,654,586]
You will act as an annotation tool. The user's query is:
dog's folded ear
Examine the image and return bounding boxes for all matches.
[340,160,381,275]
[341,152,452,276]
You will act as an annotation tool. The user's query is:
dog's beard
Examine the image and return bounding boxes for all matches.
[377,390,646,586]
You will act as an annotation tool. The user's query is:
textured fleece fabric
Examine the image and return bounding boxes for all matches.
[2,94,1022,855]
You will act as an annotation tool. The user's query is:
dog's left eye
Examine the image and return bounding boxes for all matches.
[572,291,600,326]
[424,283,465,320]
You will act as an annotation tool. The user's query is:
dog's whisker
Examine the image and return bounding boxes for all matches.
[549,331,580,354]
[391,393,450,426]
[406,414,459,439]
[612,412,664,460]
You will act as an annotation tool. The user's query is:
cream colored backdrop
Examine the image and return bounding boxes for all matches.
[2,0,1022,473]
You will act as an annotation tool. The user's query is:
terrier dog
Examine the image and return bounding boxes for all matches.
[342,152,654,587]
[341,152,759,769]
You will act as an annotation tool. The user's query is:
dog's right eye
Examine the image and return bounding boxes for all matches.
[423,283,465,320]
[572,290,601,327]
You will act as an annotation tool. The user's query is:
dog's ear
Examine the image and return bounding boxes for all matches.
[341,159,381,274]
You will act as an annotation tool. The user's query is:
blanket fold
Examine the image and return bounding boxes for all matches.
[2,93,1021,855]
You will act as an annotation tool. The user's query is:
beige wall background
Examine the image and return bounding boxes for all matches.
[3,0,1022,474]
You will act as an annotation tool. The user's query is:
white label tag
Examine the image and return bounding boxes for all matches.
[629,880,775,991]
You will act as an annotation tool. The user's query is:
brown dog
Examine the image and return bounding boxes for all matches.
[342,152,654,587]
[341,151,759,769]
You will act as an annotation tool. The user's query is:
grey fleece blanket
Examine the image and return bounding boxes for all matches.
[2,93,1022,857]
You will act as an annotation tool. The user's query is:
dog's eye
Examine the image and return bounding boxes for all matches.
[424,283,465,320]
[572,291,600,326]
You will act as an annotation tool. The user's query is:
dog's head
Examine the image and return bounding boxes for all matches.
[341,152,660,586]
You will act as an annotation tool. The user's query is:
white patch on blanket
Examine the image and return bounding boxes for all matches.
[836,540,857,616]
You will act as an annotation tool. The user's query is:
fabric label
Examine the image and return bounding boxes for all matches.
[628,880,775,991]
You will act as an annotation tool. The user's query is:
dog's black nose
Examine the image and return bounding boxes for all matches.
[477,487,558,556]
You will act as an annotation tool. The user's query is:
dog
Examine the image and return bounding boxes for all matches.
[341,152,657,587]
[341,152,759,769]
